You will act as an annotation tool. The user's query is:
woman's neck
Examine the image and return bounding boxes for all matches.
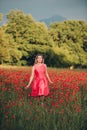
[37,63,43,65]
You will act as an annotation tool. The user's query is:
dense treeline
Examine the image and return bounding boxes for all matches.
[0,10,87,68]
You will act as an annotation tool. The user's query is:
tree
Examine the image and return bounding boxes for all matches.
[6,10,53,46]
[49,20,87,67]
[0,27,22,64]
[0,10,87,67]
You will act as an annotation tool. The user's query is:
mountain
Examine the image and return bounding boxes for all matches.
[39,14,67,26]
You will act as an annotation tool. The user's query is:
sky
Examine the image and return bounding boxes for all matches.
[0,0,87,22]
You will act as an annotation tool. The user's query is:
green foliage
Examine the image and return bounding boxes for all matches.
[0,27,22,64]
[83,37,87,52]
[6,10,53,46]
[0,10,87,68]
[49,20,87,67]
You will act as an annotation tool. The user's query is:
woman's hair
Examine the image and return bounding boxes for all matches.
[34,54,44,64]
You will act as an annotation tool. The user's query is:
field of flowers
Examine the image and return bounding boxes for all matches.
[0,66,87,130]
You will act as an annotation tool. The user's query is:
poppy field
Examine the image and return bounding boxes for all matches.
[0,66,87,130]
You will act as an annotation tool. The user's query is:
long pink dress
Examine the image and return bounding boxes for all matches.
[31,63,49,97]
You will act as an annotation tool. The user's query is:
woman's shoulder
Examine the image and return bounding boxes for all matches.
[33,63,47,67]
[43,63,47,67]
[33,64,37,68]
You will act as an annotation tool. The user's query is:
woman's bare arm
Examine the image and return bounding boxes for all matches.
[45,65,53,83]
[25,66,34,89]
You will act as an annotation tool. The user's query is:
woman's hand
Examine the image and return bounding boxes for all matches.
[49,80,53,84]
[25,84,30,90]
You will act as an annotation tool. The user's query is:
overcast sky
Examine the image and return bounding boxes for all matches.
[0,0,87,21]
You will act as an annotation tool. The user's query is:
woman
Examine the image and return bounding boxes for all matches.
[25,54,53,104]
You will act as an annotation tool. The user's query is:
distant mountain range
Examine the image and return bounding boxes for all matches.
[0,14,67,26]
[39,14,67,26]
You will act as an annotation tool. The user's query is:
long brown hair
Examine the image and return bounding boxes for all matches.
[34,54,44,64]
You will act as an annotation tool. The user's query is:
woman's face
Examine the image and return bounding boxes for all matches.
[37,55,43,63]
